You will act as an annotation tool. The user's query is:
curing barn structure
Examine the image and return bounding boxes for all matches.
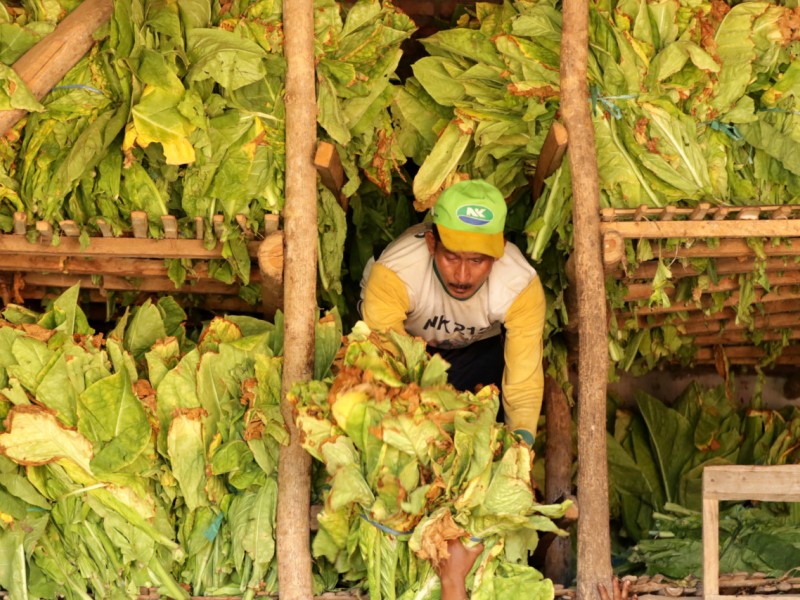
[2,0,800,599]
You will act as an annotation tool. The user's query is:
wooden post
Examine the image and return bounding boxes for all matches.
[544,375,574,585]
[560,0,613,595]
[274,0,317,597]
[0,0,114,136]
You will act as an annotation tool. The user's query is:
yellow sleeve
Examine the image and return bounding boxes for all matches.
[502,276,546,439]
[361,263,410,335]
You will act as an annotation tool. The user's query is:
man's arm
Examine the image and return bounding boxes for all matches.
[502,276,546,440]
[361,262,410,334]
[434,539,484,600]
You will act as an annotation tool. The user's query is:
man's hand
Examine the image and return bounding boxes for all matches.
[434,539,484,600]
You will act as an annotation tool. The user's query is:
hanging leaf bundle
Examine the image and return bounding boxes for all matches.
[0,0,415,300]
[293,321,571,600]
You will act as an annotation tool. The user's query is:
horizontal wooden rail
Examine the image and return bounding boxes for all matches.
[610,256,800,280]
[622,272,800,303]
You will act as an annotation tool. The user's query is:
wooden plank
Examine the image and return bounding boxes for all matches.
[689,202,711,221]
[610,255,800,281]
[531,121,568,201]
[623,272,800,302]
[258,231,284,316]
[692,345,800,364]
[236,214,253,238]
[0,0,114,136]
[59,220,80,237]
[161,215,178,239]
[692,328,800,346]
[131,211,148,239]
[621,300,800,329]
[622,287,800,316]
[22,272,245,295]
[0,254,263,282]
[314,141,345,196]
[703,495,720,599]
[703,465,800,501]
[213,214,225,239]
[600,220,800,239]
[265,214,280,235]
[35,221,53,245]
[95,218,113,237]
[195,217,204,240]
[0,235,260,259]
[679,311,800,335]
[13,212,27,235]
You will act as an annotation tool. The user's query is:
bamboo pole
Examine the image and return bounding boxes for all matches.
[560,0,613,595]
[274,0,317,597]
[0,0,114,136]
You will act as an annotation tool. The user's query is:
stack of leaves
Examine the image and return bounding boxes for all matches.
[0,284,342,599]
[607,379,800,577]
[293,322,570,600]
[0,0,415,300]
[522,0,800,374]
[392,0,562,208]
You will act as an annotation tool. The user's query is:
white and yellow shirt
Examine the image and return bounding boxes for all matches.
[360,223,546,438]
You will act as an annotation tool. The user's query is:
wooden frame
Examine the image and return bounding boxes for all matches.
[702,465,800,600]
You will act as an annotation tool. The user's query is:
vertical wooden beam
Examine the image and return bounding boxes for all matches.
[560,0,613,595]
[0,0,114,136]
[275,0,317,597]
[544,376,574,584]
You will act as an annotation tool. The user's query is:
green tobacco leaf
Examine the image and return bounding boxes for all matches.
[0,406,94,475]
[187,28,267,91]
[77,369,152,474]
[636,392,694,504]
[167,408,209,511]
[122,300,167,359]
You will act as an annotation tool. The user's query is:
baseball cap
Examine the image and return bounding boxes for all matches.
[431,179,507,259]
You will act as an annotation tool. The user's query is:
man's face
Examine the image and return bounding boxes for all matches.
[425,231,496,299]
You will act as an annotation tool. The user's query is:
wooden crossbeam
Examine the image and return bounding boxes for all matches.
[619,300,800,330]
[619,287,800,317]
[21,272,246,296]
[601,219,800,240]
[531,121,568,201]
[622,272,800,302]
[610,256,800,281]
[692,328,800,346]
[0,235,260,260]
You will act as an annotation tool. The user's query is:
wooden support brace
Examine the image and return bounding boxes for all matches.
[689,202,711,221]
[13,212,27,235]
[35,221,52,244]
[212,214,225,239]
[236,214,253,239]
[737,207,760,220]
[194,217,204,240]
[131,211,148,239]
[265,214,280,235]
[258,231,284,317]
[712,207,731,221]
[531,121,568,202]
[660,205,678,221]
[95,218,113,237]
[59,220,80,237]
[314,141,345,198]
[633,205,648,221]
[161,215,178,239]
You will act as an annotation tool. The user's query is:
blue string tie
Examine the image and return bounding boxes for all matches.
[589,85,638,120]
[358,512,483,543]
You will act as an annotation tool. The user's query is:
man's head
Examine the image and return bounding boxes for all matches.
[425,179,507,299]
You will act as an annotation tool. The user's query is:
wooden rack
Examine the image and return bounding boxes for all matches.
[599,205,800,367]
[0,210,283,317]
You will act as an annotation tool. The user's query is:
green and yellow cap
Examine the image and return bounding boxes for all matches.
[431,179,507,259]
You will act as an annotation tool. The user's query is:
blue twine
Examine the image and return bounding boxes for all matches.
[358,512,483,543]
[706,119,743,141]
[757,106,800,117]
[50,84,106,96]
[589,85,638,120]
[203,511,225,542]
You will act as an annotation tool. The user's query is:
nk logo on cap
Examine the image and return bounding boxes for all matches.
[457,205,494,226]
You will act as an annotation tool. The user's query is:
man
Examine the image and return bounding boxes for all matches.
[360,179,546,444]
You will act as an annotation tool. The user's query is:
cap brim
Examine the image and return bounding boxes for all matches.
[438,225,505,259]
